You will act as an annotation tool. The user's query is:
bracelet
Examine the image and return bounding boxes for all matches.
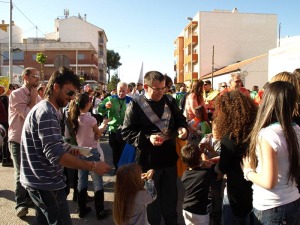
[244,168,254,181]
[90,161,97,172]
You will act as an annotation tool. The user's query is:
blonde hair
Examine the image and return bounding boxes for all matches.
[270,71,300,117]
[113,164,144,225]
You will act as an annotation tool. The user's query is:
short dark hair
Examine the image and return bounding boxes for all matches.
[204,80,211,85]
[44,67,81,99]
[181,143,201,168]
[144,71,165,86]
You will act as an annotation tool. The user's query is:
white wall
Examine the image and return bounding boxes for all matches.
[268,41,300,80]
[196,11,277,76]
[0,25,23,44]
[206,55,268,91]
[58,17,101,52]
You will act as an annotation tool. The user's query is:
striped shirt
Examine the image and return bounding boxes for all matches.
[20,100,67,191]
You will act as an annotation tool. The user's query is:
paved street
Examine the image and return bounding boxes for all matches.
[0,135,185,225]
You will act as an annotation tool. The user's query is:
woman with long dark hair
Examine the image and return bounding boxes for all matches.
[242,81,300,224]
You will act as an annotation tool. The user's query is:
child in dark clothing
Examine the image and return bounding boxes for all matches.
[181,143,215,225]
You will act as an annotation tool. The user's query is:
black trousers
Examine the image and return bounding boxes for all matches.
[108,131,125,170]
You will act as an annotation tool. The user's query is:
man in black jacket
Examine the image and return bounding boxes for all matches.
[122,71,188,225]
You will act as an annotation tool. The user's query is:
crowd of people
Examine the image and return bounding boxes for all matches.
[1,67,300,225]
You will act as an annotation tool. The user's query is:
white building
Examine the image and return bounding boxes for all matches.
[202,53,268,90]
[174,8,277,82]
[46,16,108,83]
[268,36,300,80]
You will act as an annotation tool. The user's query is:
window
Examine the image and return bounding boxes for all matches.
[78,54,85,60]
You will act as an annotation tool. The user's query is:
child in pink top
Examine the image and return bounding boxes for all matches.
[68,92,110,220]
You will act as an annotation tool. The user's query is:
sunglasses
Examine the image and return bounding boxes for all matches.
[66,90,76,97]
[221,85,227,88]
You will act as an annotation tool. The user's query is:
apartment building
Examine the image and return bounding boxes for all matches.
[0,14,108,86]
[174,8,277,84]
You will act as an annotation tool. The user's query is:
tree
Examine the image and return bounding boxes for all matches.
[36,52,47,81]
[107,73,120,91]
[107,50,122,83]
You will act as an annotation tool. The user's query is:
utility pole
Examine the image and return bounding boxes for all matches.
[211,45,214,88]
[278,22,281,47]
[9,0,13,83]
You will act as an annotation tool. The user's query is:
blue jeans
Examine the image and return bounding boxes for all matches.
[26,187,72,225]
[147,165,178,225]
[9,141,29,210]
[253,198,300,225]
[223,194,251,225]
[77,148,103,192]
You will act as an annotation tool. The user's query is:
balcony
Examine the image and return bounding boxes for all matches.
[184,71,198,81]
[184,53,198,64]
[184,35,198,47]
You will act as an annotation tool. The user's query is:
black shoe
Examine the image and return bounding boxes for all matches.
[78,206,91,218]
[2,161,13,167]
[96,209,112,220]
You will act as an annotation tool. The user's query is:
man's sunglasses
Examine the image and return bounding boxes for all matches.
[66,90,76,97]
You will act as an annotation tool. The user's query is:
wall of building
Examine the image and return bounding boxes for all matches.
[195,11,277,77]
[58,17,100,52]
[268,41,300,79]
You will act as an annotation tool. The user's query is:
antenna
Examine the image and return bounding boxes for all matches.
[64,9,69,19]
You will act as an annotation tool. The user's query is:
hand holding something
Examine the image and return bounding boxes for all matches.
[178,127,188,139]
[150,134,164,146]
[105,101,112,109]
[141,169,154,180]
[93,161,111,175]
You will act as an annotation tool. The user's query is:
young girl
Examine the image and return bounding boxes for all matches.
[188,105,211,146]
[113,164,156,225]
[242,81,300,224]
[68,92,110,220]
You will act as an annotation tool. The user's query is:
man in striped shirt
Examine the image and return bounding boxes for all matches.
[20,67,111,225]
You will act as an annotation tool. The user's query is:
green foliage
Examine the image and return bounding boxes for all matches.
[36,52,47,64]
[107,74,120,91]
[107,49,122,83]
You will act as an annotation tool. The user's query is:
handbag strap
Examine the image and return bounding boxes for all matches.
[135,95,171,135]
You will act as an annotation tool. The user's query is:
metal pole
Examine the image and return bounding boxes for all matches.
[190,23,193,82]
[211,45,214,88]
[76,50,78,75]
[9,0,13,83]
[278,22,281,47]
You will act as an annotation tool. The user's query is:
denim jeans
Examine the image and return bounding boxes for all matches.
[223,194,251,225]
[253,198,300,225]
[26,187,72,225]
[77,148,103,192]
[9,141,29,210]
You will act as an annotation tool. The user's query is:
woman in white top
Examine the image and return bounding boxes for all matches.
[241,81,300,225]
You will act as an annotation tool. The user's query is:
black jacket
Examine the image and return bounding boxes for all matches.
[122,94,188,171]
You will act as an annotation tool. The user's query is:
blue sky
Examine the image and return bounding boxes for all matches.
[1,0,300,83]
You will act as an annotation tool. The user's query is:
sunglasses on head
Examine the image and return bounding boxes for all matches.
[66,90,76,97]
